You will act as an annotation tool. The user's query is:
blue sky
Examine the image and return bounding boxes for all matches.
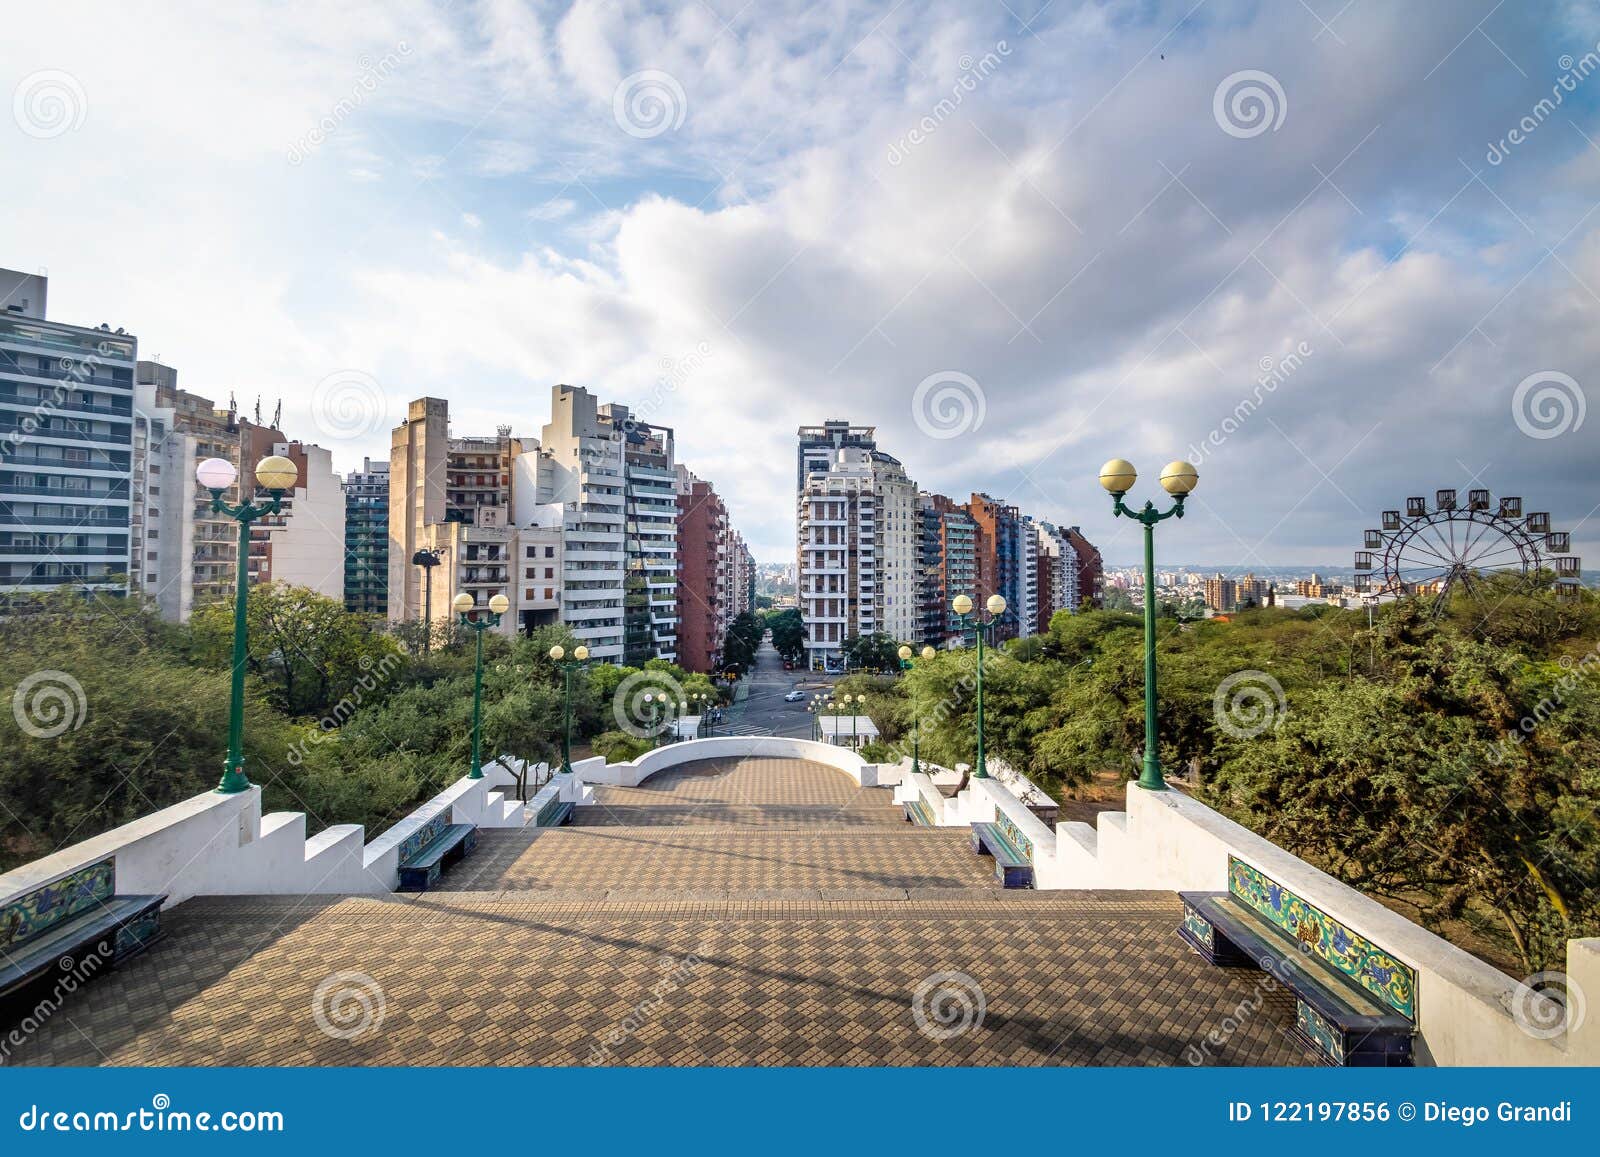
[4,0,1599,571]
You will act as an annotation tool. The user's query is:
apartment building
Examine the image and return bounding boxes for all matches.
[964,492,1025,642]
[1065,526,1103,609]
[344,458,388,614]
[732,533,755,617]
[389,397,532,639]
[515,385,627,660]
[142,371,243,617]
[797,444,918,670]
[675,467,729,674]
[1034,520,1081,631]
[251,440,345,598]
[0,269,137,598]
[1020,514,1039,639]
[917,491,978,648]
[796,420,876,491]
[602,403,678,665]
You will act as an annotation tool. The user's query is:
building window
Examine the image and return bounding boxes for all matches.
[545,546,554,558]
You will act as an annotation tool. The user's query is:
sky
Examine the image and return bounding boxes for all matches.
[3,0,1599,571]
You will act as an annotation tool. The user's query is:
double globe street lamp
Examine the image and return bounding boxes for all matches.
[952,593,1006,780]
[454,592,510,780]
[548,644,590,774]
[1099,458,1199,792]
[196,454,300,795]
[897,644,937,776]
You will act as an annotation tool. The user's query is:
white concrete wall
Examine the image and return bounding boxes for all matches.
[576,736,880,788]
[0,772,526,907]
[0,788,372,907]
[1032,781,1599,1068]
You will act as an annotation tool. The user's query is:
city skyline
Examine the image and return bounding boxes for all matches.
[5,2,1598,568]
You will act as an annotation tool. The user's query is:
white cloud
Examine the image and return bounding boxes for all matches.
[1,0,1596,568]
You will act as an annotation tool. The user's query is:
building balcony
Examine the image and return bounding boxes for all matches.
[0,544,128,557]
[0,421,131,447]
[0,390,133,418]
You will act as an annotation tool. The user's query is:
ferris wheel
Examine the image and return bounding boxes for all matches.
[1353,488,1581,606]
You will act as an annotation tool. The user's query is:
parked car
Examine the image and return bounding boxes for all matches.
[783,690,805,702]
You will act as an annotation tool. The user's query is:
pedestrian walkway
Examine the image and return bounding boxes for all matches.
[3,754,1321,1068]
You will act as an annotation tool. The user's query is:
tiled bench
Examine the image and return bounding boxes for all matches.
[396,812,478,893]
[1,858,165,1029]
[534,797,574,828]
[902,799,938,827]
[969,812,1034,888]
[1179,857,1416,1066]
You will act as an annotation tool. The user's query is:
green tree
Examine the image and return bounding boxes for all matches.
[191,582,403,717]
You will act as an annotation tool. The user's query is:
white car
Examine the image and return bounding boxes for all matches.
[783,690,805,702]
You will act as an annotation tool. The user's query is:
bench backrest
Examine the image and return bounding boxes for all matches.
[534,795,566,826]
[994,812,1034,861]
[398,811,453,863]
[1228,856,1416,1021]
[1,858,115,948]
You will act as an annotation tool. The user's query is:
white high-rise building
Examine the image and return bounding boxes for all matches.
[515,385,628,661]
[1035,521,1080,628]
[389,397,534,639]
[600,402,678,665]
[797,444,918,671]
[1019,514,1040,639]
[0,269,137,598]
[256,440,346,601]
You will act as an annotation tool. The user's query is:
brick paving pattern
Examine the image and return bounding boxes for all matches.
[575,755,906,827]
[4,756,1321,1067]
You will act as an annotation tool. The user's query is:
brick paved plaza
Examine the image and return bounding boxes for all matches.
[5,757,1321,1067]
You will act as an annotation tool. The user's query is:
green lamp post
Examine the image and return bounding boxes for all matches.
[1100,457,1199,792]
[548,643,590,774]
[455,592,509,780]
[952,592,1006,779]
[646,692,664,748]
[196,453,299,795]
[898,644,936,775]
[842,693,860,750]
